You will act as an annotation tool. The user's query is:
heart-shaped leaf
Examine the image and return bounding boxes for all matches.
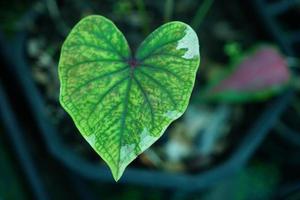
[58,15,200,181]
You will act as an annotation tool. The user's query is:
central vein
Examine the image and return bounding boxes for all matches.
[117,75,132,176]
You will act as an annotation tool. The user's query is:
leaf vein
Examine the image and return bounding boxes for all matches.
[92,30,126,60]
[86,76,129,121]
[133,75,155,127]
[137,68,177,108]
[140,37,181,60]
[94,101,123,167]
[140,63,183,82]
[64,59,124,74]
[70,67,129,97]
[64,43,125,58]
[117,77,132,176]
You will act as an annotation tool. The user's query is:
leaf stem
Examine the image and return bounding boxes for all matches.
[135,0,150,35]
[164,0,174,22]
[191,0,215,31]
[45,0,70,36]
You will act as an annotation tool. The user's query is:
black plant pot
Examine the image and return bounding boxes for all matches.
[1,0,298,194]
[0,31,110,200]
[0,80,47,200]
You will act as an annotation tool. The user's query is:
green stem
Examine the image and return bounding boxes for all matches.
[164,0,174,22]
[135,0,150,35]
[45,0,70,36]
[191,0,215,31]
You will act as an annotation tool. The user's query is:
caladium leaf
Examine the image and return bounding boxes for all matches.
[58,15,200,181]
[202,46,290,102]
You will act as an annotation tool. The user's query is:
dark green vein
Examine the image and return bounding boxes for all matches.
[96,117,121,167]
[70,67,129,97]
[142,52,191,63]
[126,112,144,152]
[93,101,122,168]
[92,100,122,133]
[65,59,125,74]
[139,63,183,82]
[137,68,177,108]
[73,26,127,60]
[149,37,182,54]
[86,76,129,121]
[117,76,132,175]
[139,37,182,60]
[64,43,124,58]
[92,29,127,60]
[133,75,155,127]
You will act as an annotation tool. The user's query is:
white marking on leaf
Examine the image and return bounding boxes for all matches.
[120,144,135,162]
[86,134,96,145]
[116,143,135,180]
[139,128,156,151]
[164,110,181,119]
[176,25,199,59]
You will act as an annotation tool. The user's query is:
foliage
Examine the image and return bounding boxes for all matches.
[201,46,291,103]
[58,15,200,180]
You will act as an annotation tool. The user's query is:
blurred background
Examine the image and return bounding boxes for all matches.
[0,0,300,199]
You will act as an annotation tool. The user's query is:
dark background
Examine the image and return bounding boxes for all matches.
[1,0,300,199]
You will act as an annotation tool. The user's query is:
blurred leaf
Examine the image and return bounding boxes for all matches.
[59,15,200,180]
[112,0,133,18]
[201,46,291,103]
[224,42,242,61]
[204,163,280,200]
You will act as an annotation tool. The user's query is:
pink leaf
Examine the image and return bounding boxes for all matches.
[213,46,290,93]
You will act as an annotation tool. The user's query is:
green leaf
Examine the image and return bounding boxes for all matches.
[58,15,200,181]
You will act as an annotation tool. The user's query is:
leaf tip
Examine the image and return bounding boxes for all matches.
[112,172,122,182]
[110,164,126,182]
